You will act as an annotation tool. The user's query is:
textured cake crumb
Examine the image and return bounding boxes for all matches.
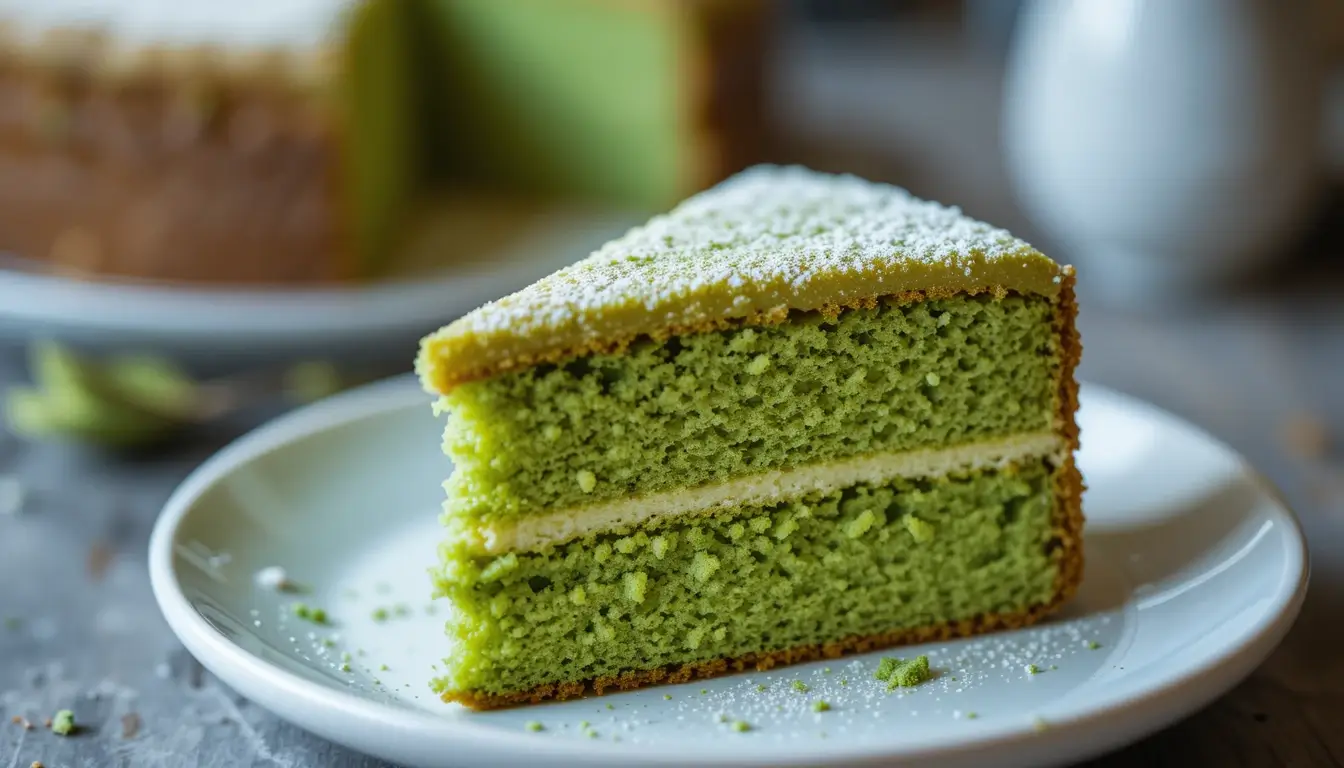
[791,680,809,693]
[51,710,75,736]
[875,655,931,689]
[577,470,597,493]
[291,604,327,625]
[902,515,936,544]
[524,721,543,732]
[624,572,649,604]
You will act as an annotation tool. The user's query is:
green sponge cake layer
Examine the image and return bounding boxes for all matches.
[431,460,1064,704]
[417,166,1083,710]
[439,293,1059,534]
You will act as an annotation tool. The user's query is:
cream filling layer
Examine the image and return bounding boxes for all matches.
[468,431,1065,555]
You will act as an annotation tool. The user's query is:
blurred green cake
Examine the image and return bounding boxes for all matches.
[0,0,768,284]
[417,166,1085,708]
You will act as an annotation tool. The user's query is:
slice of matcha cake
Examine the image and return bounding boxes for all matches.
[416,165,1084,709]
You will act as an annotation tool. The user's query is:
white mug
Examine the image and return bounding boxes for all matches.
[1003,0,1323,304]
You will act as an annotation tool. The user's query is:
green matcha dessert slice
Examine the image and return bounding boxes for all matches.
[417,165,1084,709]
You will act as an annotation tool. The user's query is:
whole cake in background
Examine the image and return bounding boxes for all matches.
[416,165,1084,709]
[0,0,768,284]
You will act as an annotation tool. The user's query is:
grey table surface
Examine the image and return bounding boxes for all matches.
[3,26,1344,768]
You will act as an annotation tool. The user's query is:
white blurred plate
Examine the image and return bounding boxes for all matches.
[148,378,1308,768]
[0,198,639,362]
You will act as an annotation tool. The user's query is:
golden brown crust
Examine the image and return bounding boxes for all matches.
[443,273,1086,711]
[1048,268,1086,613]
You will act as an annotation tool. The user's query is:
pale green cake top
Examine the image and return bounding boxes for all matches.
[418,165,1069,393]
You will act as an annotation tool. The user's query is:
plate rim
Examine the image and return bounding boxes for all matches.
[147,376,1310,768]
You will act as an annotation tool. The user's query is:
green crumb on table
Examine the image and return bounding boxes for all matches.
[754,684,767,693]
[525,721,543,732]
[321,638,335,648]
[605,703,613,710]
[812,700,831,713]
[840,679,848,686]
[1026,664,1040,675]
[371,608,389,622]
[875,655,932,689]
[823,667,831,674]
[339,663,352,673]
[579,721,589,729]
[379,664,389,671]
[372,679,381,685]
[663,695,672,700]
[731,720,751,732]
[700,689,708,695]
[1050,665,1058,671]
[51,710,75,736]
[1087,641,1102,650]
[585,728,599,739]
[791,680,809,693]
[341,651,352,663]
[966,712,978,720]
[717,714,729,723]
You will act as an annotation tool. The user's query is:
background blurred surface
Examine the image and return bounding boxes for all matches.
[2,2,1343,766]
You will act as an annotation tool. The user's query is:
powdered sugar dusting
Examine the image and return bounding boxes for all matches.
[421,165,1063,390]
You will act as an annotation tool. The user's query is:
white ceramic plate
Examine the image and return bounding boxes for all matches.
[0,203,640,361]
[148,378,1309,768]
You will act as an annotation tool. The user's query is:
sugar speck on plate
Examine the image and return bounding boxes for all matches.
[255,566,295,592]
